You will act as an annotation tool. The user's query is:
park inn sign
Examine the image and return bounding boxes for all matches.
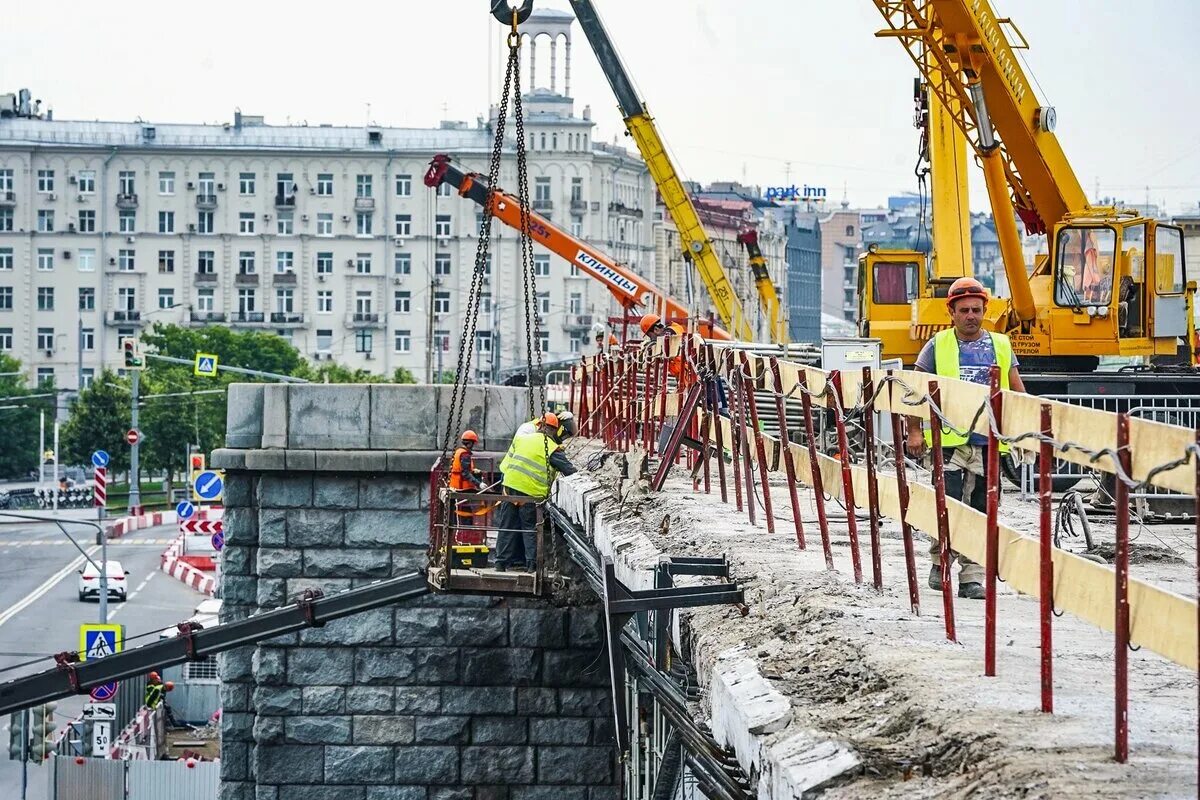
[764,184,827,202]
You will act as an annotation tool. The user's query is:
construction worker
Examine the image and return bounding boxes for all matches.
[905,277,1026,600]
[495,412,577,572]
[144,672,165,709]
[516,410,576,442]
[449,430,483,492]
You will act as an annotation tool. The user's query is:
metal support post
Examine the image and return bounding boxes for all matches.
[984,366,1002,676]
[129,367,141,516]
[829,371,862,584]
[797,370,834,570]
[642,351,655,454]
[888,403,920,615]
[928,380,956,642]
[726,355,744,514]
[727,352,752,523]
[739,353,774,535]
[1114,413,1131,763]
[770,358,805,549]
[1039,403,1054,713]
[860,367,882,589]
[712,383,729,504]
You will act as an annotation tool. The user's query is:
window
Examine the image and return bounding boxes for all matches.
[316,252,333,274]
[1055,227,1117,306]
[395,174,412,196]
[116,327,135,343]
[435,215,451,238]
[570,334,582,354]
[0,169,12,192]
[540,133,546,150]
[0,287,10,310]
[534,254,550,277]
[0,209,11,232]
[36,367,54,386]
[317,291,333,313]
[394,329,411,353]
[356,174,373,198]
[197,250,215,273]
[355,291,373,314]
[569,292,582,314]
[436,182,452,198]
[481,296,492,314]
[316,173,333,196]
[537,292,550,316]
[119,209,135,233]
[316,329,333,351]
[434,254,451,276]
[239,172,255,195]
[481,252,492,277]
[477,331,492,354]
[37,169,54,192]
[158,211,175,234]
[118,171,135,195]
[239,212,255,234]
[77,170,96,194]
[117,249,134,271]
[197,172,215,196]
[317,213,333,236]
[238,288,257,313]
[80,368,95,387]
[355,329,373,354]
[197,210,214,234]
[570,177,582,202]
[275,288,294,313]
[38,249,55,271]
[538,331,550,352]
[356,213,373,236]
[846,225,855,237]
[196,289,214,312]
[77,249,95,272]
[78,210,96,233]
[239,251,256,274]
[80,328,95,351]
[79,288,95,311]
[570,218,582,238]
[158,171,175,195]
[535,177,551,203]
[117,287,136,310]
[0,248,12,270]
[276,173,295,200]
[394,214,412,236]
[394,291,411,313]
[158,250,175,273]
[0,329,10,350]
[275,251,294,273]
[158,288,175,309]
[434,329,451,352]
[355,253,372,274]
[37,210,54,232]
[433,291,450,315]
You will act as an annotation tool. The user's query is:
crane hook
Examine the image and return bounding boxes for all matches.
[490,0,534,26]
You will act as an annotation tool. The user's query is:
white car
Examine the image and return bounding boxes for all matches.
[77,560,129,602]
[159,599,223,639]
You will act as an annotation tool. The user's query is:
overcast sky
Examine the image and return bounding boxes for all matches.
[4,1,1198,214]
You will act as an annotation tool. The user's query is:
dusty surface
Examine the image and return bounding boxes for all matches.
[561,439,1198,798]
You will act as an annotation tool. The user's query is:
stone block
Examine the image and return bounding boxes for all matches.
[591,717,616,746]
[315,450,389,472]
[516,688,557,716]
[428,790,472,800]
[483,387,527,452]
[394,608,446,646]
[222,575,258,606]
[258,474,313,508]
[285,715,352,745]
[460,746,535,785]
[313,476,360,509]
[224,474,255,509]
[256,788,279,800]
[366,789,424,800]
[258,508,288,547]
[287,647,353,685]
[370,385,440,450]
[537,746,613,785]
[589,790,621,800]
[256,548,303,578]
[285,577,352,600]
[226,383,265,448]
[261,383,290,449]
[442,687,514,716]
[222,543,252,576]
[223,711,253,743]
[285,509,344,547]
[219,649,254,683]
[210,449,247,470]
[410,647,460,685]
[445,609,507,647]
[219,781,254,800]
[353,715,416,745]
[436,385,487,448]
[476,788,510,800]
[414,715,470,745]
[302,686,346,715]
[221,683,250,713]
[303,548,392,579]
[345,510,427,547]
[391,548,430,575]
[345,686,393,714]
[543,650,610,688]
[530,717,592,745]
[511,790,587,800]
[394,686,440,714]
[279,788,365,800]
[386,450,444,476]
[285,449,316,471]
[256,578,286,608]
[252,647,286,686]
[558,688,611,717]
[325,745,394,784]
[245,449,287,471]
[254,744,323,783]
[392,746,459,785]
[300,608,393,646]
[221,741,248,781]
[288,385,370,449]
[359,475,422,509]
[471,716,527,745]
[508,608,567,648]
[461,648,539,686]
[253,715,284,743]
[354,647,416,685]
[569,608,604,648]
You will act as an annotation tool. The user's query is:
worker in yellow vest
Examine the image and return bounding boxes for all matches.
[905,277,1027,600]
[495,413,577,572]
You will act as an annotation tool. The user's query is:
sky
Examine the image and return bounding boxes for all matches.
[3,0,1198,215]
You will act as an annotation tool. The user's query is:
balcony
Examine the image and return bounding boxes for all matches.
[561,313,594,332]
[116,193,138,209]
[195,193,218,210]
[195,271,218,284]
[532,199,553,212]
[231,311,266,325]
[608,201,644,219]
[106,309,144,326]
[269,312,305,326]
[354,197,376,212]
[348,312,383,328]
[189,311,227,324]
[273,271,298,285]
[0,191,14,207]
[235,272,259,286]
[274,193,297,209]
[569,198,587,214]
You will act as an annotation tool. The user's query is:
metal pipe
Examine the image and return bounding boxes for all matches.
[642,351,654,454]
[770,357,805,549]
[797,370,834,570]
[860,367,882,589]
[985,366,1002,676]
[726,354,744,514]
[739,353,774,535]
[1114,413,1131,763]
[829,371,862,584]
[888,404,920,615]
[928,380,957,642]
[1039,403,1054,713]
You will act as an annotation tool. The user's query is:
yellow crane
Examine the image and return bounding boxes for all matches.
[567,0,765,343]
[737,229,789,344]
[862,0,1195,370]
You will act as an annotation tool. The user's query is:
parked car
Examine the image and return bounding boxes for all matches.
[78,560,129,602]
[159,598,222,639]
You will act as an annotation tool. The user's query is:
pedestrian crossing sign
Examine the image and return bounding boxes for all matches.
[79,623,125,661]
[194,353,219,377]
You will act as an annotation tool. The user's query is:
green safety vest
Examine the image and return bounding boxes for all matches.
[924,328,1012,452]
[499,432,559,498]
[144,682,164,709]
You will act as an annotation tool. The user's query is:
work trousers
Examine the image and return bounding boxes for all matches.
[495,488,539,569]
[928,444,989,584]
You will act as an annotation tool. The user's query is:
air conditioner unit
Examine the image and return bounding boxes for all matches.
[62,250,71,259]
[341,215,350,223]
[187,223,196,232]
[392,277,405,285]
[436,237,450,246]
[186,181,195,190]
[364,351,374,360]
[76,194,86,202]
[309,187,316,195]
[67,223,76,233]
[108,256,116,265]
[69,176,77,185]
[126,235,135,244]
[263,213,272,221]
[301,214,309,222]
[393,236,407,245]
[346,259,355,267]
[217,183,226,191]
[44,349,53,357]
[46,193,57,201]
[317,274,327,282]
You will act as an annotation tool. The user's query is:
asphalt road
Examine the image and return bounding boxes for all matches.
[0,517,203,799]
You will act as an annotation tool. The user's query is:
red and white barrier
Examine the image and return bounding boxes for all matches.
[160,533,217,596]
[109,704,160,760]
[107,506,223,541]
[93,467,107,507]
[179,519,223,534]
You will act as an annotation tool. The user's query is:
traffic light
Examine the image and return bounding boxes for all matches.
[8,711,28,762]
[121,336,144,369]
[28,703,55,761]
[190,453,205,473]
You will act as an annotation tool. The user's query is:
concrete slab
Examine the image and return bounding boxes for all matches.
[288,385,370,450]
[370,385,440,450]
[226,383,265,448]
[484,388,529,453]
[261,384,290,449]
[436,386,488,450]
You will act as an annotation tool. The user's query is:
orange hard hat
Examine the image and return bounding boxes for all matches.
[164,681,175,691]
[541,412,560,428]
[608,334,618,345]
[639,314,663,335]
[461,430,479,443]
[946,277,990,309]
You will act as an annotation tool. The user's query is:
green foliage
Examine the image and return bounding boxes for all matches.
[139,365,227,482]
[0,355,46,479]
[60,369,131,473]
[141,323,306,377]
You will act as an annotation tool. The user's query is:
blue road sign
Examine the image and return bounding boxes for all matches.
[211,532,224,551]
[90,682,118,701]
[79,624,123,661]
[176,500,196,520]
[193,470,224,501]
[91,450,110,468]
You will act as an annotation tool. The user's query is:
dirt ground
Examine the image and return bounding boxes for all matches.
[565,439,1198,798]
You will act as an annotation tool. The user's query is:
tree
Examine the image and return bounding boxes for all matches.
[139,364,227,494]
[61,370,131,474]
[0,355,44,479]
[141,324,306,378]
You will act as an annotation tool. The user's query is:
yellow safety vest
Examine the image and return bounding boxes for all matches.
[499,432,559,498]
[924,328,1012,452]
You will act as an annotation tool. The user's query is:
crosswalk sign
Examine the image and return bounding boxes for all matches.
[194,353,219,377]
[79,623,125,661]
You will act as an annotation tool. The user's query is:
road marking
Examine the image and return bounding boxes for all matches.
[0,545,101,629]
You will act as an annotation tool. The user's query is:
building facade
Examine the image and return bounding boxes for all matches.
[818,207,864,321]
[782,207,821,344]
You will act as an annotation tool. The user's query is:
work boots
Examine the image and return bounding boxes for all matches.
[928,565,985,600]
[927,565,943,592]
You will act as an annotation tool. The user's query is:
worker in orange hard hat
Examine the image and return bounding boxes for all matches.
[495,412,577,572]
[639,313,685,339]
[449,430,483,492]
